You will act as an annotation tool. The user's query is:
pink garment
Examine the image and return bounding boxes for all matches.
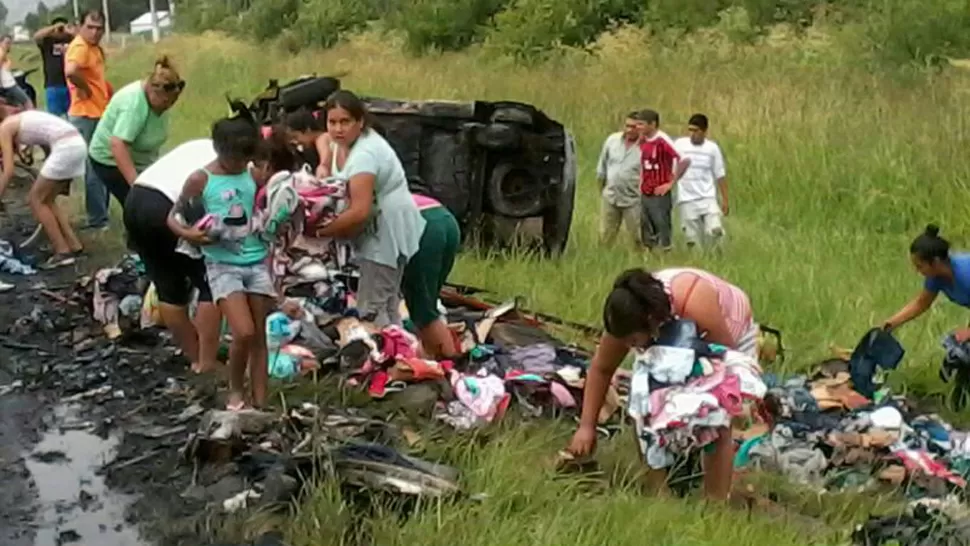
[894,448,967,487]
[654,267,753,348]
[549,382,577,408]
[451,371,507,422]
[413,194,440,210]
[708,372,743,416]
[379,325,419,362]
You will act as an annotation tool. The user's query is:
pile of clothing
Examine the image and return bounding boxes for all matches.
[256,167,356,314]
[854,497,970,545]
[85,254,147,339]
[326,314,621,431]
[737,357,970,499]
[626,319,767,469]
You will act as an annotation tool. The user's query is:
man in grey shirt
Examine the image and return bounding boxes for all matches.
[596,111,644,245]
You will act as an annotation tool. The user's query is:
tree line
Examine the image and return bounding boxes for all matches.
[171,0,970,65]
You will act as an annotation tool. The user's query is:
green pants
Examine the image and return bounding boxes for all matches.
[402,206,461,328]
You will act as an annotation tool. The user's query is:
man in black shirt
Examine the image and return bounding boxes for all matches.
[33,17,75,117]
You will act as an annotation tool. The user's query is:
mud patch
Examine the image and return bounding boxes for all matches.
[25,403,144,546]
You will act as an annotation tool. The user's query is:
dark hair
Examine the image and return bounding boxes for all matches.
[639,109,660,125]
[81,10,105,24]
[626,111,641,121]
[603,268,672,338]
[211,99,259,161]
[323,89,385,135]
[688,113,709,131]
[910,223,950,264]
[256,126,299,173]
[0,35,11,42]
[285,108,323,133]
[52,17,69,25]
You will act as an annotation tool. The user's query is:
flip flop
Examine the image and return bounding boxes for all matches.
[226,400,248,411]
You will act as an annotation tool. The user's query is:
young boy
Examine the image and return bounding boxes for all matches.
[638,109,690,251]
[673,113,728,250]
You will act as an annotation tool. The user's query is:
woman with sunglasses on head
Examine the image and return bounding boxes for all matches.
[87,55,185,211]
[566,267,759,501]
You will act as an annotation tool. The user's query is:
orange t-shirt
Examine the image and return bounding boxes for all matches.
[65,36,108,118]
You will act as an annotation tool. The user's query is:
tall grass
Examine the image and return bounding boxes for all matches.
[71,26,970,544]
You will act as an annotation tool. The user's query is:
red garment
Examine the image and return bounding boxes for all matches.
[639,131,680,195]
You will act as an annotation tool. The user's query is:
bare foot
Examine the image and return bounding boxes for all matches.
[191,361,223,374]
[226,392,247,411]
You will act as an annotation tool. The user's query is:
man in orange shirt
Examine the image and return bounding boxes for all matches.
[65,10,109,231]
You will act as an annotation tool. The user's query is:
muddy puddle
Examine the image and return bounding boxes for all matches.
[25,403,146,546]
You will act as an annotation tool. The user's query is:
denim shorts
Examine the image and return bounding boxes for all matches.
[205,261,276,302]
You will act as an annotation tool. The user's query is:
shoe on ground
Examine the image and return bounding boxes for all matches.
[80,223,109,233]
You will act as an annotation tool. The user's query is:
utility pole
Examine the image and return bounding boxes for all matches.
[72,0,79,21]
[102,0,111,43]
[149,0,160,43]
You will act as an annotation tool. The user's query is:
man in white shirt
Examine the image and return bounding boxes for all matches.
[673,113,728,249]
[595,112,644,245]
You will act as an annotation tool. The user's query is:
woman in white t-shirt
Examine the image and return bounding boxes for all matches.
[123,139,223,373]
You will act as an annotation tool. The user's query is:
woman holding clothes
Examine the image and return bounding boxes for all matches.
[567,267,760,501]
[285,90,462,358]
[88,55,184,211]
[884,224,970,339]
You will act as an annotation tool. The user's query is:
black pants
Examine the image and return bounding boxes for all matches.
[90,157,131,211]
[123,185,212,306]
[640,193,673,249]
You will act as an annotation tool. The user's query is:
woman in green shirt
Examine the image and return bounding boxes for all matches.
[88,55,184,211]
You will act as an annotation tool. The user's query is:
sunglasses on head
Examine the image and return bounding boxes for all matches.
[156,80,186,93]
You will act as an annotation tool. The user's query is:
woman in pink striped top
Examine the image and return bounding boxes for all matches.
[567,267,759,501]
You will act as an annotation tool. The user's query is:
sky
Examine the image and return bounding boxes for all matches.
[8,0,68,24]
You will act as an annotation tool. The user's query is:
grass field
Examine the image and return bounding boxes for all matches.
[27,26,970,545]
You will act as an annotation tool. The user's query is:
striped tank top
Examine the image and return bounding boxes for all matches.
[653,267,753,347]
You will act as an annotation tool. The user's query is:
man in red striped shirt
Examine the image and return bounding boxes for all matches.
[638,109,690,251]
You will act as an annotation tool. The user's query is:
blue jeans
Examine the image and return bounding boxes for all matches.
[45,86,70,117]
[69,115,108,228]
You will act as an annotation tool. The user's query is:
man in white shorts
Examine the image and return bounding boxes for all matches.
[673,113,728,250]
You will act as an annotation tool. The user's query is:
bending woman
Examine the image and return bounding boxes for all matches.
[0,105,84,268]
[123,138,222,374]
[884,224,970,340]
[88,55,184,210]
[567,267,759,501]
[286,91,425,328]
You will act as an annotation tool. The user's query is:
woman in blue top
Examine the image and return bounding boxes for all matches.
[884,224,970,341]
[287,90,425,328]
[167,111,275,410]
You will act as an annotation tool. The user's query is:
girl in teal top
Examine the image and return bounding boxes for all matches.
[167,111,275,411]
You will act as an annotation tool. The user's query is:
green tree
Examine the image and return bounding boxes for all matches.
[0,1,8,31]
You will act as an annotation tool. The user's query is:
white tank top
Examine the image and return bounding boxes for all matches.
[17,110,78,146]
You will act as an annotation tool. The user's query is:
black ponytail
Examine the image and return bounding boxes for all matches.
[910,223,950,264]
[603,268,672,338]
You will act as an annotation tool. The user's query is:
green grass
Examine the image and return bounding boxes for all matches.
[31,25,970,545]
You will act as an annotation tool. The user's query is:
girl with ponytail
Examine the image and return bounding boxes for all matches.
[884,224,970,340]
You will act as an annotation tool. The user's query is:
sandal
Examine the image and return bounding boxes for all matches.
[40,253,76,270]
[226,399,248,411]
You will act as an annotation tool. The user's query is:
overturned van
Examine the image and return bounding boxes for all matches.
[248,76,577,256]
